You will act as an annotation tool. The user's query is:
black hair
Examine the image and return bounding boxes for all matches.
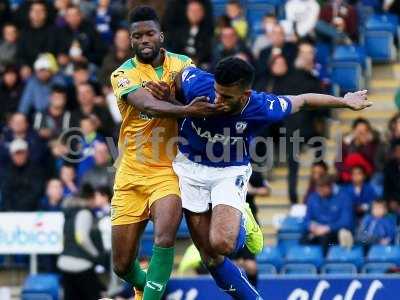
[51,84,67,94]
[73,60,89,72]
[352,117,371,129]
[391,138,400,149]
[215,57,255,89]
[312,160,328,171]
[80,183,95,199]
[228,0,241,6]
[373,198,387,208]
[129,6,160,25]
[96,186,113,199]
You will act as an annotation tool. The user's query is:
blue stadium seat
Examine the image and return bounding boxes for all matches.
[333,45,370,75]
[362,262,396,274]
[326,246,364,268]
[367,245,400,265]
[321,263,358,274]
[278,216,304,233]
[331,61,363,93]
[21,274,60,300]
[286,245,324,268]
[277,235,300,256]
[366,14,398,35]
[315,42,332,68]
[257,246,284,270]
[258,263,277,275]
[363,30,396,62]
[281,263,317,275]
[211,0,227,17]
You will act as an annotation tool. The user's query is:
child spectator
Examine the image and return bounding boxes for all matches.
[40,178,64,211]
[60,164,78,196]
[356,199,396,249]
[0,23,18,70]
[76,116,104,182]
[343,165,378,218]
[225,0,248,39]
[304,161,329,202]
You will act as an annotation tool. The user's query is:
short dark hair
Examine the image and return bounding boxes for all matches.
[373,198,387,208]
[129,6,160,25]
[312,160,328,172]
[215,57,255,89]
[352,117,370,130]
[51,84,67,94]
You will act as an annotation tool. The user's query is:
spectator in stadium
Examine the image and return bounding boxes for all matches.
[0,65,23,126]
[99,28,131,89]
[60,164,78,196]
[342,165,378,219]
[18,53,66,115]
[284,0,320,38]
[388,112,400,143]
[33,85,71,140]
[383,139,400,204]
[0,0,10,29]
[80,142,114,190]
[318,0,358,42]
[57,185,105,300]
[0,23,18,70]
[252,14,277,59]
[76,117,104,182]
[17,1,57,76]
[356,199,396,250]
[0,113,46,168]
[70,82,115,138]
[384,0,400,15]
[92,0,119,44]
[53,0,70,27]
[163,0,214,41]
[166,0,213,69]
[335,118,384,183]
[225,0,248,39]
[213,26,252,69]
[1,138,45,211]
[39,178,65,211]
[302,175,353,253]
[304,161,329,202]
[55,5,107,66]
[257,24,297,77]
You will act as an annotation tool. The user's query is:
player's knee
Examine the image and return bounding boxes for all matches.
[154,233,175,248]
[113,256,131,277]
[209,233,235,255]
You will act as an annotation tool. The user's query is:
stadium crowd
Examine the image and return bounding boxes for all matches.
[1,0,400,297]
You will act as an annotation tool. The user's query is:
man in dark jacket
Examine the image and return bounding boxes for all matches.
[55,5,107,66]
[1,138,45,211]
[17,2,56,68]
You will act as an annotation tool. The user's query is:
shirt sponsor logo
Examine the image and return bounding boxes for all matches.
[146,281,163,291]
[235,122,247,133]
[117,77,130,88]
[191,122,243,145]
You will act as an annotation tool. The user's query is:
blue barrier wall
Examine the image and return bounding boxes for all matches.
[165,275,400,300]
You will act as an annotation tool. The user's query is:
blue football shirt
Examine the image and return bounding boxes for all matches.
[178,67,292,167]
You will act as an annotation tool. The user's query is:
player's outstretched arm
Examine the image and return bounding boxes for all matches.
[289,90,373,114]
[126,88,224,118]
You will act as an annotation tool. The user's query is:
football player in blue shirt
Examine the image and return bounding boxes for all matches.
[145,57,371,300]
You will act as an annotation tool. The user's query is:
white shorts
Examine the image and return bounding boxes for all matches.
[172,151,252,213]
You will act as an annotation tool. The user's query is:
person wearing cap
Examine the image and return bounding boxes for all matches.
[18,53,66,115]
[0,138,45,211]
[302,175,354,254]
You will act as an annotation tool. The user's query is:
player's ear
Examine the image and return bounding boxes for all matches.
[160,31,165,44]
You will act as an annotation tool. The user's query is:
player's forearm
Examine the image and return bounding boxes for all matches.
[290,93,347,113]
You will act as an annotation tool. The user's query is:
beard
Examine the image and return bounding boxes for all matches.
[134,44,161,64]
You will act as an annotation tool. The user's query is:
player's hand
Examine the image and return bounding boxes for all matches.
[184,96,227,117]
[343,90,372,111]
[145,81,171,101]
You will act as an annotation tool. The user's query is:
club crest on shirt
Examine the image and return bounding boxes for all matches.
[235,121,247,133]
[117,77,130,88]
